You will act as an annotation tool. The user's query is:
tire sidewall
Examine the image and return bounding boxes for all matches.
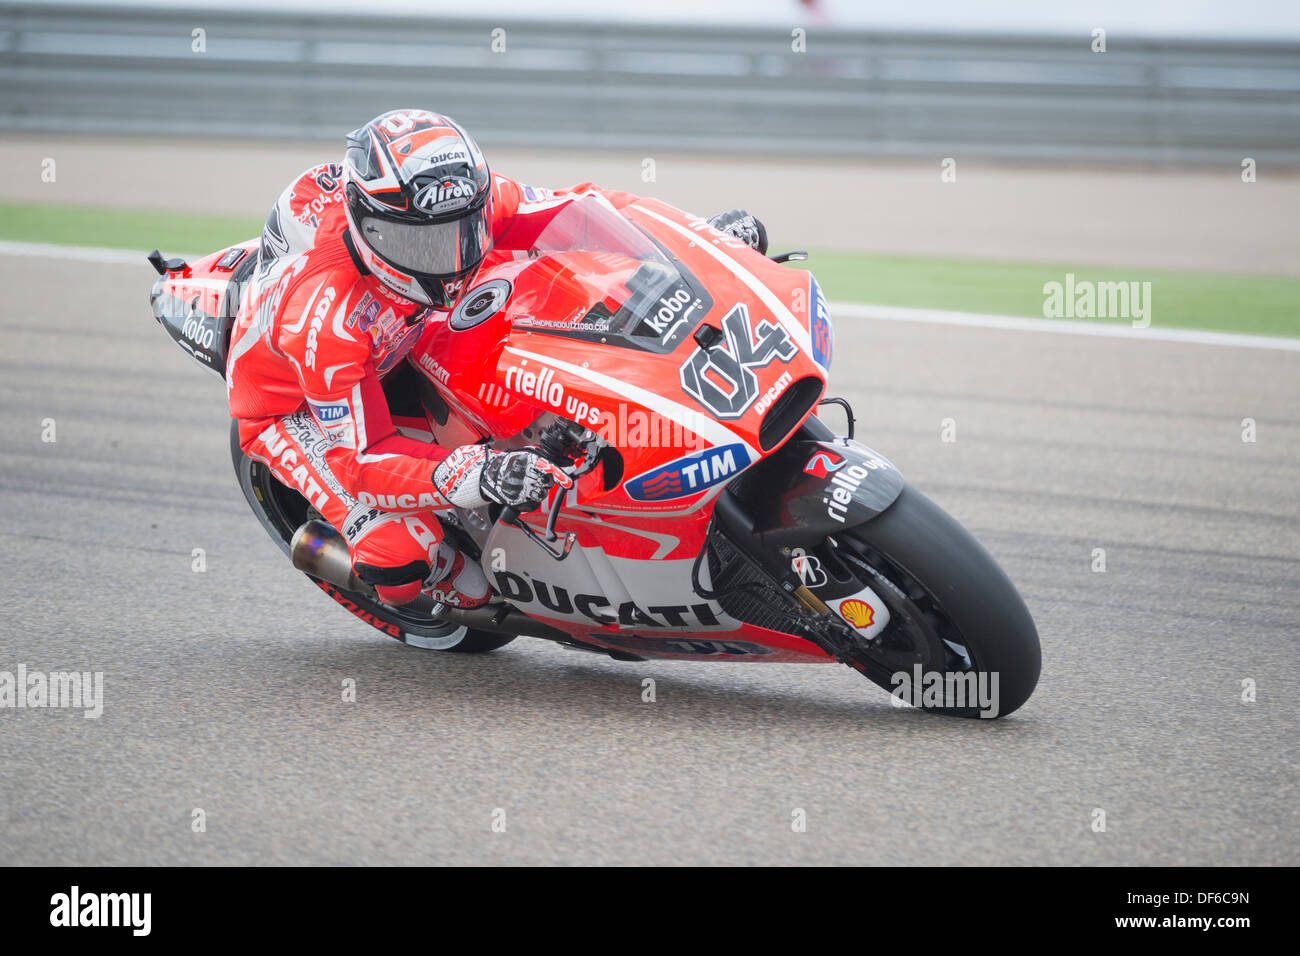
[842,484,1041,717]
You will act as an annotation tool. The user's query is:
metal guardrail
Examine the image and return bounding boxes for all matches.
[3,3,1300,164]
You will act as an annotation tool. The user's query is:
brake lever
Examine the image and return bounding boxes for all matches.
[496,473,578,561]
[493,426,604,560]
[543,482,567,540]
[507,513,576,560]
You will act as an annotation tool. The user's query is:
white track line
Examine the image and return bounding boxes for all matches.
[834,303,1300,352]
[0,239,172,265]
[4,239,1297,352]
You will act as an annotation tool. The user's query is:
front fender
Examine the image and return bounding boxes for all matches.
[724,431,905,549]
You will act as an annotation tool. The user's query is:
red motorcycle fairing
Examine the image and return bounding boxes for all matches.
[410,197,827,510]
[479,516,834,663]
[156,197,842,663]
[405,195,837,662]
[148,240,260,379]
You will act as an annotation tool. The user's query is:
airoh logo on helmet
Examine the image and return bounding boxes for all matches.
[413,177,479,215]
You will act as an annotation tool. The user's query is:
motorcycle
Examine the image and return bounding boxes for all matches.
[147,193,1040,717]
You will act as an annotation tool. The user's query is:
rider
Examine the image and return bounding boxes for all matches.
[226,108,768,610]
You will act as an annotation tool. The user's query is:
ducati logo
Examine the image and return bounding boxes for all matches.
[679,303,796,420]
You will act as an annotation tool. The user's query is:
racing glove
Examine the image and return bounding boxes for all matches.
[708,209,769,255]
[433,445,572,512]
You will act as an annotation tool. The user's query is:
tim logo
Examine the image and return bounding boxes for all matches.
[804,450,844,479]
[309,400,349,424]
[625,443,751,501]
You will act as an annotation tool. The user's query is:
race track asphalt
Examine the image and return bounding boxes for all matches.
[0,253,1295,865]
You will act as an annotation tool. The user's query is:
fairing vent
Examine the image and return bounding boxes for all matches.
[758,376,824,452]
[705,529,806,636]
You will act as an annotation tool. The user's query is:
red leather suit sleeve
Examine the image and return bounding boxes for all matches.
[279,275,453,511]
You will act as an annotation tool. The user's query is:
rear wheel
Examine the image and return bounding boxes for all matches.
[835,485,1040,717]
[229,421,514,653]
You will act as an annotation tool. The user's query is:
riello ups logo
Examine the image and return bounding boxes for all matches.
[804,447,893,523]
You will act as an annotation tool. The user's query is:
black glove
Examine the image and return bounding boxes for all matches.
[479,448,573,512]
[708,209,768,255]
[433,445,573,512]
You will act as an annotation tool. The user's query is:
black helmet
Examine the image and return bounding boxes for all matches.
[342,109,493,308]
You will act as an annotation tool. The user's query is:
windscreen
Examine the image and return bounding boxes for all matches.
[517,196,709,351]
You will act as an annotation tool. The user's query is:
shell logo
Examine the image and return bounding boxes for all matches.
[839,599,876,629]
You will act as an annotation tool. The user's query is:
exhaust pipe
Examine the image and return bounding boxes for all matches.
[290,519,368,592]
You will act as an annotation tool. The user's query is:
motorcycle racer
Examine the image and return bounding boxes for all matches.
[226,108,767,609]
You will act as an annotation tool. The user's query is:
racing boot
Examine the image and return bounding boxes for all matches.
[422,541,490,609]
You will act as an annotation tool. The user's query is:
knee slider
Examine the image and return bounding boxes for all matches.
[352,559,432,588]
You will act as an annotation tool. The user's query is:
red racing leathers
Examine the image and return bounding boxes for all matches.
[227,164,640,603]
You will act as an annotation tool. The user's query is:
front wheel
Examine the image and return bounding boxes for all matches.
[835,485,1040,718]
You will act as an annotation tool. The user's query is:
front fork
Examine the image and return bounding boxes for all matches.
[697,492,866,661]
[693,404,902,661]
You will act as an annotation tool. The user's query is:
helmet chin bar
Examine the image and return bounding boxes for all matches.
[422,267,478,310]
[373,262,434,306]
[418,277,457,310]
[370,258,474,311]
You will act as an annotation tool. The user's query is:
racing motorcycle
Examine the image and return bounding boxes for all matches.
[147,194,1040,717]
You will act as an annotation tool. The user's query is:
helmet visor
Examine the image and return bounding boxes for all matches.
[359,204,491,279]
